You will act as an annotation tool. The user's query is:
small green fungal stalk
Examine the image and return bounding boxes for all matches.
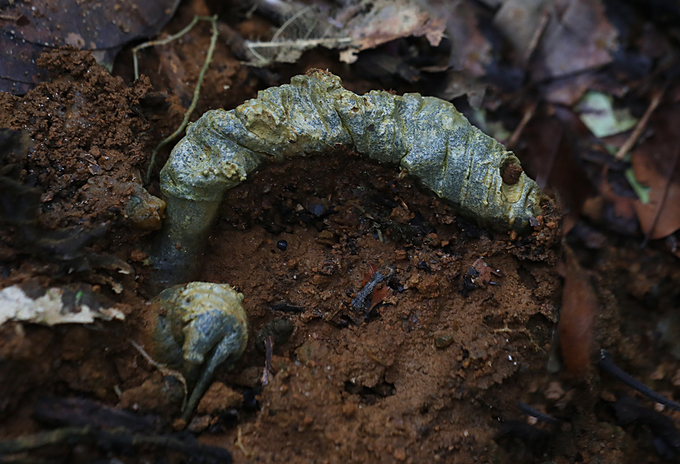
[150,282,248,421]
[151,70,543,288]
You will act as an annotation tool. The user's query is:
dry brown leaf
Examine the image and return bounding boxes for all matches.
[445,1,491,77]
[341,0,446,63]
[0,0,180,94]
[629,103,680,240]
[495,0,617,79]
[244,0,445,66]
[560,244,596,379]
[632,149,680,240]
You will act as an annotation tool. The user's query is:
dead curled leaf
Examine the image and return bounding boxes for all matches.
[445,0,491,77]
[0,284,125,326]
[340,0,446,60]
[244,0,445,66]
[0,0,180,94]
[630,104,680,240]
[494,0,618,79]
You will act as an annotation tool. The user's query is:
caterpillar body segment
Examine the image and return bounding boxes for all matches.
[152,71,543,290]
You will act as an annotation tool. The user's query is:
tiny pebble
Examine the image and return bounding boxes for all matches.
[277,240,288,251]
[434,334,454,349]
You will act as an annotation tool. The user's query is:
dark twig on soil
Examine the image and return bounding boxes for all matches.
[0,426,233,462]
[614,88,664,161]
[507,102,537,150]
[611,394,680,459]
[262,334,274,386]
[522,7,550,65]
[352,271,385,310]
[599,350,680,412]
[33,397,160,433]
[517,401,560,425]
[135,15,219,184]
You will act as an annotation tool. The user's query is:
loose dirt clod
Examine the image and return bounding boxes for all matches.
[0,49,157,231]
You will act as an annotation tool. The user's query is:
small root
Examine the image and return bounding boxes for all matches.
[129,339,188,410]
[132,15,220,184]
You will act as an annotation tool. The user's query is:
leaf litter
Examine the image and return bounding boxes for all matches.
[0,0,181,94]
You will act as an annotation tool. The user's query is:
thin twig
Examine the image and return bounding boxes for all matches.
[0,426,233,460]
[262,334,274,386]
[246,37,351,49]
[129,339,188,409]
[641,135,680,247]
[615,88,664,161]
[235,426,253,458]
[517,401,560,425]
[523,7,550,65]
[133,16,204,81]
[600,350,680,412]
[143,15,219,184]
[507,102,537,150]
[0,13,22,21]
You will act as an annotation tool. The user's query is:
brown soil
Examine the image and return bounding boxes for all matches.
[190,152,562,463]
[1,17,679,464]
[0,50,153,230]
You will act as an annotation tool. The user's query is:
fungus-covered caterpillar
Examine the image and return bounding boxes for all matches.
[151,71,543,289]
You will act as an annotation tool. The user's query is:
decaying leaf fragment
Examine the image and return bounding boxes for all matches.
[0,285,125,326]
[244,0,445,65]
[0,0,180,94]
[151,71,544,289]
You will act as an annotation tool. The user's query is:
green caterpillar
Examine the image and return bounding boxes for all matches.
[151,71,543,289]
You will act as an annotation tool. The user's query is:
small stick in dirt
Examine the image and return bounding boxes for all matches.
[507,102,537,150]
[0,13,23,22]
[517,401,560,425]
[130,339,188,408]
[615,88,665,161]
[131,15,220,184]
[641,136,680,247]
[0,426,233,461]
[522,7,551,66]
[599,350,680,412]
[352,271,385,310]
[33,397,159,433]
[235,426,253,458]
[262,335,274,386]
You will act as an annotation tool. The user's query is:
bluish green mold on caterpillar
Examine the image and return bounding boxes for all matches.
[151,282,248,420]
[151,71,543,289]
